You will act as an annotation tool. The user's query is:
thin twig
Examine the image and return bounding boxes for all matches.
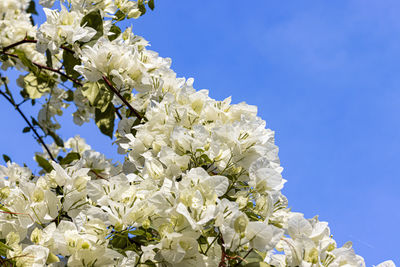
[236,248,253,265]
[0,89,56,161]
[1,39,37,52]
[102,75,142,120]
[115,108,122,120]
[0,51,83,86]
[1,38,74,54]
[219,233,227,267]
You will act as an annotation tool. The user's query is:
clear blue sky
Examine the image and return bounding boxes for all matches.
[0,0,399,265]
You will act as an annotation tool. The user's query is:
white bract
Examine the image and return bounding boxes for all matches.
[0,0,394,266]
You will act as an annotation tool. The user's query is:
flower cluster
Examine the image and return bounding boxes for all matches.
[0,0,395,266]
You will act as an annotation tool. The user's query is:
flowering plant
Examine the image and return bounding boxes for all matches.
[0,0,395,266]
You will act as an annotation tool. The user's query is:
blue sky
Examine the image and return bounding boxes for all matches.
[0,0,399,264]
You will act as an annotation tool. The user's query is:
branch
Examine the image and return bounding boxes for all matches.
[102,75,142,121]
[1,38,75,54]
[0,89,56,162]
[0,51,82,86]
[236,248,253,265]
[218,233,227,267]
[1,39,36,52]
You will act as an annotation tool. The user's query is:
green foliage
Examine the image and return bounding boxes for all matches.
[82,81,113,110]
[0,240,13,257]
[45,49,53,68]
[148,0,155,10]
[95,104,115,138]
[23,73,50,99]
[35,154,54,173]
[80,10,103,46]
[2,154,11,163]
[60,152,81,165]
[48,130,64,147]
[22,127,31,133]
[26,0,38,15]
[109,25,122,41]
[63,50,81,80]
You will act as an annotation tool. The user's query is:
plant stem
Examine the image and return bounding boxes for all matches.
[102,75,142,121]
[1,38,74,54]
[236,248,253,265]
[1,51,83,86]
[0,89,56,162]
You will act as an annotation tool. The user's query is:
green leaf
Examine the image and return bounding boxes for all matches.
[1,54,9,61]
[0,239,14,257]
[60,152,81,165]
[148,0,155,10]
[114,10,126,21]
[128,229,145,236]
[63,50,81,79]
[242,263,269,267]
[23,73,50,99]
[80,10,103,46]
[31,116,39,126]
[95,103,115,138]
[108,25,122,41]
[110,235,127,249]
[35,155,54,173]
[238,250,265,266]
[26,0,38,15]
[0,204,12,214]
[82,82,100,106]
[138,2,146,15]
[2,154,11,163]
[65,89,74,102]
[48,130,64,147]
[82,81,113,111]
[22,127,31,133]
[45,49,53,68]
[15,50,38,74]
[1,78,13,101]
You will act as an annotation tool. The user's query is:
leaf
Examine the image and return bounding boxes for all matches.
[80,10,103,46]
[238,250,264,265]
[95,103,115,138]
[65,90,74,102]
[60,152,81,165]
[128,229,145,236]
[0,239,14,257]
[110,235,127,249]
[31,116,40,126]
[82,81,113,111]
[26,0,38,15]
[114,10,126,21]
[63,50,81,79]
[1,78,13,100]
[48,130,64,147]
[148,0,155,10]
[35,155,54,173]
[2,154,11,163]
[22,127,31,133]
[15,50,38,74]
[242,263,269,267]
[108,25,121,41]
[45,49,53,68]
[138,2,146,15]
[82,82,100,106]
[23,73,50,99]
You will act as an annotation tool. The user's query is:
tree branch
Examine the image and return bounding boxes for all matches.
[0,51,83,86]
[102,75,142,121]
[1,38,75,54]
[0,89,56,162]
